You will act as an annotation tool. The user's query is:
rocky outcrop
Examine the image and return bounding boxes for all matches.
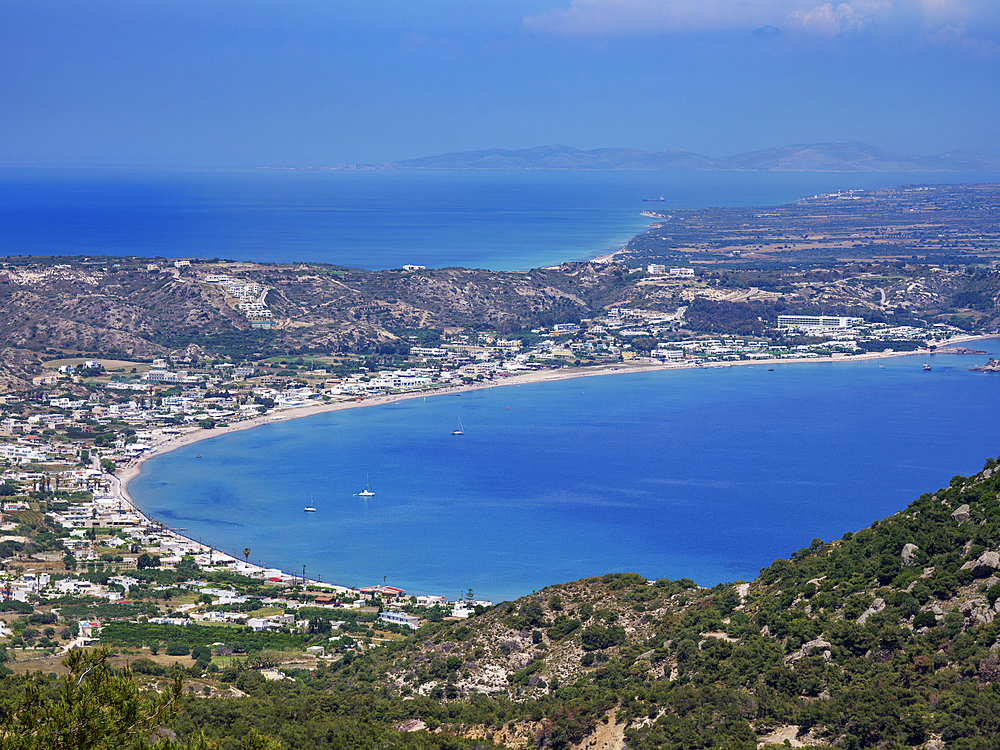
[951,504,971,523]
[960,599,995,627]
[857,598,886,625]
[901,543,919,567]
[785,638,833,664]
[969,359,1000,372]
[960,551,1000,578]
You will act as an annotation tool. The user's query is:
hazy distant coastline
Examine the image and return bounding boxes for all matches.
[273,140,1000,174]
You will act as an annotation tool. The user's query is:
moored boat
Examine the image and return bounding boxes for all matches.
[357,474,375,497]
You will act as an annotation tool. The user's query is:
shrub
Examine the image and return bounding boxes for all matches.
[581,624,626,651]
[913,611,937,629]
[986,583,1000,606]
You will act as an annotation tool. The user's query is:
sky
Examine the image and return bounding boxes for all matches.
[1,0,998,167]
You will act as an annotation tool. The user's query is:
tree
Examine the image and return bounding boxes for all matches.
[136,553,161,569]
[0,647,280,749]
[243,547,251,564]
[0,647,181,750]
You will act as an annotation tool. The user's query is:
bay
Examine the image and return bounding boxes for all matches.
[2,168,999,271]
[129,343,1000,602]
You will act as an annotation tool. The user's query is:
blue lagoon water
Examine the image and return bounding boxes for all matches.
[3,168,999,271]
[130,344,1000,602]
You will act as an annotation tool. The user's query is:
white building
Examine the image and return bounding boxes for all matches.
[777,315,864,330]
[380,611,420,630]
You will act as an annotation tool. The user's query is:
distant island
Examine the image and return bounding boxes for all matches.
[274,140,1000,173]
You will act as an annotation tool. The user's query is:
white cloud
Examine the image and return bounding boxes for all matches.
[926,22,1000,55]
[786,3,883,35]
[522,0,789,36]
[521,0,993,37]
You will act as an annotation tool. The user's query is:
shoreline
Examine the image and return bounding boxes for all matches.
[115,333,996,592]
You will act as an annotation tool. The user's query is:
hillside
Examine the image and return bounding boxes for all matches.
[0,258,645,387]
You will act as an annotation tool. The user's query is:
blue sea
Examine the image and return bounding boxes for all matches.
[2,168,999,270]
[130,345,1000,602]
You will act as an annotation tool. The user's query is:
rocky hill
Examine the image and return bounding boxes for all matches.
[245,261,639,348]
[0,257,650,385]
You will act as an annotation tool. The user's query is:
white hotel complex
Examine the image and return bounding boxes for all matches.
[776,315,864,330]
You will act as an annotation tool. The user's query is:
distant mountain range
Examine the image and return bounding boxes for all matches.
[290,141,1000,172]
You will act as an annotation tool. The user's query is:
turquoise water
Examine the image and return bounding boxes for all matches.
[130,344,1000,602]
[3,168,999,271]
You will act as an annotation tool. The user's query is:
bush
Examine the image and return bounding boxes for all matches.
[913,611,937,629]
[986,583,1000,606]
[136,554,161,569]
[165,642,190,656]
[130,658,168,676]
[581,624,626,651]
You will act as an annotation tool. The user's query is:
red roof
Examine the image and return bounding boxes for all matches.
[359,585,405,595]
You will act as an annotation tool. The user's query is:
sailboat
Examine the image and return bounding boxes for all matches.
[357,474,375,497]
[451,417,464,435]
[304,495,316,512]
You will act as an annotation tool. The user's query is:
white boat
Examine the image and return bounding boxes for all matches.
[357,474,375,497]
[304,495,316,512]
[451,417,464,435]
